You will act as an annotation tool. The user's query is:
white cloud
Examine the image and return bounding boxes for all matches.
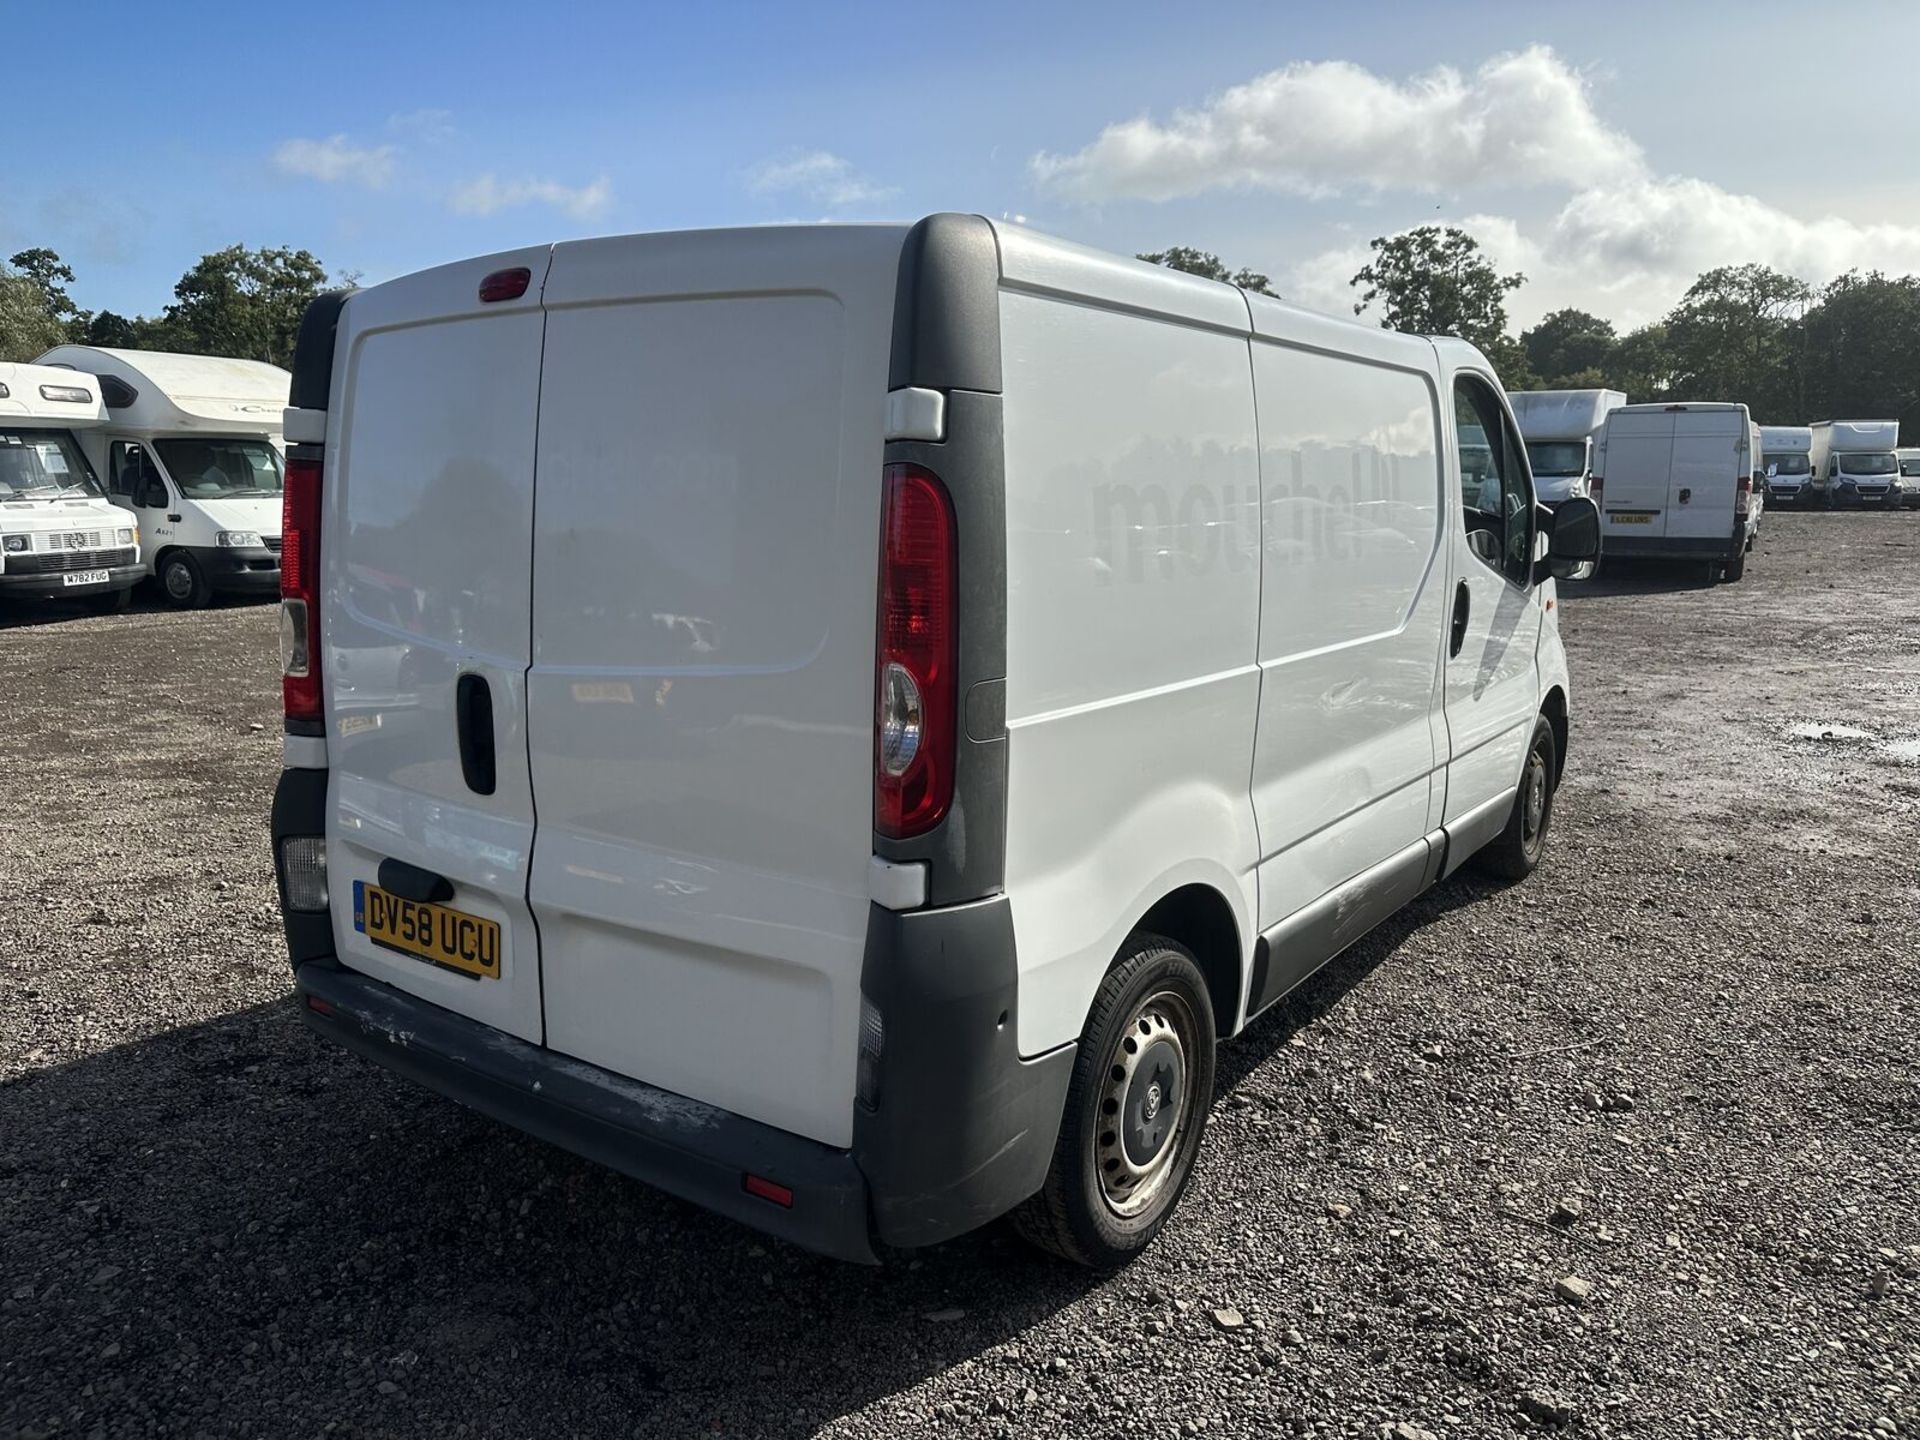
[448,174,612,221]
[746,150,894,209]
[387,109,457,144]
[1031,46,1641,202]
[273,135,397,189]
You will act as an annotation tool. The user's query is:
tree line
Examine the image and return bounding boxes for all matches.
[1144,228,1920,433]
[0,246,344,370]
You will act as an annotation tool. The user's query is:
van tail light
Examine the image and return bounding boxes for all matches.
[1737,474,1752,494]
[874,463,956,840]
[280,453,324,724]
[1589,475,1603,508]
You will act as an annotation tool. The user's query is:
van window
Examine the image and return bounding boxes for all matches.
[1253,344,1441,651]
[1524,440,1585,477]
[1452,378,1532,585]
[1764,453,1810,476]
[1837,452,1896,476]
[0,429,104,500]
[152,437,284,498]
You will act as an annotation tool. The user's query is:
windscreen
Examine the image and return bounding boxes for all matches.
[1765,453,1810,476]
[1525,440,1586,477]
[1902,458,1920,478]
[0,428,104,500]
[1838,452,1896,475]
[153,436,284,498]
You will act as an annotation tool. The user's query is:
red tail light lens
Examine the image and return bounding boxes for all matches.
[874,463,957,840]
[281,455,324,723]
[1590,476,1604,506]
[1737,474,1752,494]
[479,267,531,303]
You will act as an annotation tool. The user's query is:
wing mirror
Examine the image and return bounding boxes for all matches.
[1536,496,1600,582]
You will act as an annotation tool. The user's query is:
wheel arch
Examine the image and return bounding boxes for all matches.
[1130,882,1246,1040]
[1540,685,1569,786]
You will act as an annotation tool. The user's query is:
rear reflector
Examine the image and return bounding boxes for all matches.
[305,995,336,1018]
[743,1173,794,1208]
[479,267,532,303]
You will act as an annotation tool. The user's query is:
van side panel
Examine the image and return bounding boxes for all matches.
[525,227,906,1150]
[322,251,552,1044]
[1246,337,1446,928]
[998,285,1261,1056]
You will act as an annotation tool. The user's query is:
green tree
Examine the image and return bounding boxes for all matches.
[1798,270,1920,433]
[8,248,87,337]
[1350,225,1532,384]
[1520,308,1618,389]
[80,311,144,349]
[1662,263,1809,419]
[157,245,332,367]
[1138,246,1276,296]
[1608,324,1678,401]
[0,262,68,362]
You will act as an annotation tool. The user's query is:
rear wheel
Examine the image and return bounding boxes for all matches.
[1012,935,1216,1269]
[157,552,212,610]
[1723,549,1747,582]
[1475,714,1557,883]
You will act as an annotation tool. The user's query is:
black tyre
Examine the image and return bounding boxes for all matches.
[1012,935,1217,1269]
[157,552,212,609]
[1723,549,1747,582]
[1475,714,1558,883]
[88,586,132,614]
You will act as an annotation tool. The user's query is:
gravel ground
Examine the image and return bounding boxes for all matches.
[2,513,1916,1439]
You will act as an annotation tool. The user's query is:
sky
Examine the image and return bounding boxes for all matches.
[8,0,1920,335]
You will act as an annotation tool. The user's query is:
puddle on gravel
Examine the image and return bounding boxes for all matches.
[1882,738,1920,764]
[1786,721,1877,743]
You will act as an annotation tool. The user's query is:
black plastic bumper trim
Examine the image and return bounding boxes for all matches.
[295,961,878,1264]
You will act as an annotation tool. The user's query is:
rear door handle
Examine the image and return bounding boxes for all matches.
[1449,581,1471,658]
[456,673,497,796]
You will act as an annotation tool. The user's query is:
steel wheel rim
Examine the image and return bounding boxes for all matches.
[1523,747,1548,848]
[1094,988,1197,1218]
[163,562,192,600]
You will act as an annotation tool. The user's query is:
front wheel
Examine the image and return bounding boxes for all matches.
[1012,936,1217,1269]
[157,552,212,609]
[1475,714,1558,882]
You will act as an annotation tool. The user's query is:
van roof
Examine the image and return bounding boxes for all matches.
[1507,388,1628,439]
[0,361,108,428]
[34,345,289,436]
[1612,401,1748,414]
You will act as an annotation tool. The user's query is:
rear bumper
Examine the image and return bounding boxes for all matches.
[274,769,1073,1262]
[1601,533,1742,560]
[0,563,143,600]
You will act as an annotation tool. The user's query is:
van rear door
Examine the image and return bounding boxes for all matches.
[525,226,907,1149]
[1666,409,1744,543]
[1599,410,1673,540]
[322,248,551,1043]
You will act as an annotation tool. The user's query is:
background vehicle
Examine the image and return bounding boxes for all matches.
[0,363,141,612]
[1594,402,1762,582]
[270,216,1597,1268]
[1759,424,1815,505]
[1897,447,1920,509]
[37,346,288,607]
[1508,389,1627,506]
[1809,419,1900,508]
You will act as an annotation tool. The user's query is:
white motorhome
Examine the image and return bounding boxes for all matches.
[1808,419,1900,508]
[1594,402,1763,582]
[37,346,288,606]
[270,217,1598,1267]
[1508,389,1627,506]
[0,363,141,611]
[1758,424,1815,505]
[1897,447,1920,510]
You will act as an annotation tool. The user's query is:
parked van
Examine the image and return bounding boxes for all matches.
[1759,425,1815,506]
[37,346,288,606]
[1809,419,1900,508]
[0,363,141,611]
[1508,389,1627,506]
[1897,447,1920,509]
[1594,402,1762,582]
[270,217,1599,1267]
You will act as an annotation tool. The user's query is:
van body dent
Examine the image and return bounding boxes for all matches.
[1508,389,1627,506]
[0,363,141,609]
[1759,425,1814,505]
[1594,402,1762,582]
[37,347,288,606]
[1809,419,1900,508]
[270,217,1596,1266]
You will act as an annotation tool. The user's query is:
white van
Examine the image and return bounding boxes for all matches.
[269,217,1598,1267]
[1809,419,1901,508]
[1508,389,1627,506]
[36,346,288,606]
[0,363,142,611]
[1897,447,1920,510]
[1759,424,1815,505]
[1594,402,1763,582]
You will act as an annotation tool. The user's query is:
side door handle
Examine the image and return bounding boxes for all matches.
[455,673,497,796]
[1449,581,1471,658]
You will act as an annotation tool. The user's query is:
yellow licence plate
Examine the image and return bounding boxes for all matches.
[1610,512,1655,524]
[353,881,501,979]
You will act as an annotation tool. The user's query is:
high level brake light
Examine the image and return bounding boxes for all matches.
[874,463,957,840]
[280,455,324,723]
